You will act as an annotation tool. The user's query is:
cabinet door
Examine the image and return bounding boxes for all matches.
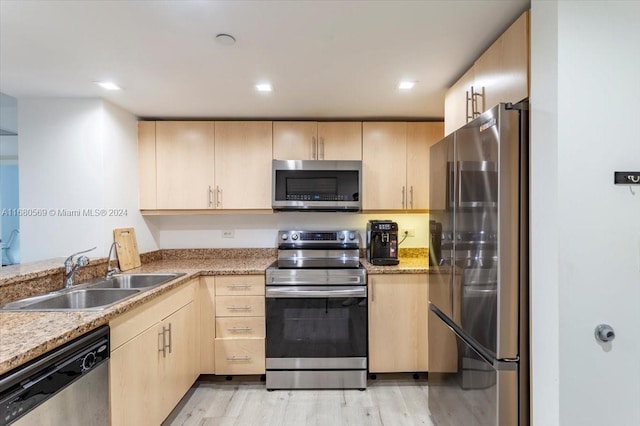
[214,121,272,209]
[138,122,157,209]
[406,122,444,210]
[362,122,407,210]
[273,121,317,160]
[158,302,198,423]
[369,274,424,372]
[499,11,529,104]
[156,121,215,209]
[110,324,161,426]
[317,122,362,160]
[444,67,475,136]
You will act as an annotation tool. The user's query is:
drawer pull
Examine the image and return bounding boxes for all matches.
[227,305,252,310]
[227,326,253,332]
[228,284,252,289]
[227,355,251,361]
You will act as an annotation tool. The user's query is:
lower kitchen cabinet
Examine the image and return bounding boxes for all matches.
[368,274,429,373]
[109,280,199,426]
[214,275,266,375]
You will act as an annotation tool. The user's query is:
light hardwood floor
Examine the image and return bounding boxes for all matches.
[163,374,435,426]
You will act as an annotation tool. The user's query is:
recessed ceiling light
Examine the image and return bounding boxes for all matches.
[94,81,122,91]
[256,83,272,92]
[215,33,236,45]
[398,80,417,90]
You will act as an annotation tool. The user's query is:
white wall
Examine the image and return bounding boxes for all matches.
[148,212,430,249]
[531,1,640,425]
[19,98,159,261]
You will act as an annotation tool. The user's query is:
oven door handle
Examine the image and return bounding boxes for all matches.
[266,286,367,298]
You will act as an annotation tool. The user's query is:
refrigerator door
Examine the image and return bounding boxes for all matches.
[428,305,518,426]
[452,104,522,360]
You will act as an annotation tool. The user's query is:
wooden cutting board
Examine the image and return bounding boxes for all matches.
[113,227,141,271]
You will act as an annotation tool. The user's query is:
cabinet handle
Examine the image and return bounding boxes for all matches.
[410,186,414,209]
[401,186,406,209]
[319,137,325,160]
[227,326,253,332]
[216,186,222,208]
[227,355,251,362]
[167,322,172,355]
[471,85,485,118]
[466,89,473,123]
[208,186,213,207]
[228,305,252,310]
[228,284,252,290]
[311,136,317,160]
[158,327,166,358]
[371,279,374,302]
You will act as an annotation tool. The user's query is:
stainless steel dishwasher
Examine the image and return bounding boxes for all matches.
[0,325,110,426]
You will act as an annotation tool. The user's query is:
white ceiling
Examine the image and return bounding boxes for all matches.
[0,0,529,120]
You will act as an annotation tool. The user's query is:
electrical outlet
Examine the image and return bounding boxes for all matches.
[406,229,415,237]
[222,230,235,238]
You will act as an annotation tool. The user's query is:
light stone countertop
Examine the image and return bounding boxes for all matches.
[0,256,428,376]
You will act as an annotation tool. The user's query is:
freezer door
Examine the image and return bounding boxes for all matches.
[428,306,519,426]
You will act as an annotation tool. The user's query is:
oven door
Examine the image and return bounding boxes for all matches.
[265,286,367,368]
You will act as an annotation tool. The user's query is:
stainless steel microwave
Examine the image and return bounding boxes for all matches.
[272,160,362,211]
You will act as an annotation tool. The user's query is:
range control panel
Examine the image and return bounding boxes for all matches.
[278,230,359,245]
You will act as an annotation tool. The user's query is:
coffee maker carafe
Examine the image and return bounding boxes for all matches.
[366,220,399,265]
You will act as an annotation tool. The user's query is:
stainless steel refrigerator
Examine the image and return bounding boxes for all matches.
[428,103,529,426]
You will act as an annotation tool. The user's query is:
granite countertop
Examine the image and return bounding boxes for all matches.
[0,257,274,376]
[0,255,428,376]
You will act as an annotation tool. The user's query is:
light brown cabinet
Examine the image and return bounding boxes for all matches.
[273,121,362,160]
[368,274,428,373]
[363,122,443,210]
[138,121,272,211]
[444,11,529,135]
[109,281,199,426]
[213,275,266,375]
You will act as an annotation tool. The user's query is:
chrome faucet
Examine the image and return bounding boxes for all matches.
[106,241,121,278]
[63,246,96,288]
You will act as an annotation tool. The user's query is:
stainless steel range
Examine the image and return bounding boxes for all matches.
[265,230,367,390]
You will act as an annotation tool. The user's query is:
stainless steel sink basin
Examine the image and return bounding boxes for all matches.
[0,272,185,311]
[91,273,184,289]
[1,288,141,311]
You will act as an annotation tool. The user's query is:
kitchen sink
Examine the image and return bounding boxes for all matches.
[0,272,185,312]
[91,273,184,289]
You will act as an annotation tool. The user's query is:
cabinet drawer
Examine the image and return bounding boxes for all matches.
[216,317,265,338]
[215,295,264,317]
[215,275,264,296]
[214,338,265,375]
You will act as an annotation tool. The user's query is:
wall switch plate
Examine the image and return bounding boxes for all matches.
[222,230,235,238]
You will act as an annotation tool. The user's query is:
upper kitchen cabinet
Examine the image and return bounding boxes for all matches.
[363,122,443,211]
[138,121,273,212]
[214,121,272,209]
[156,121,215,210]
[444,11,529,135]
[273,121,362,160]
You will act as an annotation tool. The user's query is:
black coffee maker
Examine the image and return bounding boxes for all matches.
[366,220,399,265]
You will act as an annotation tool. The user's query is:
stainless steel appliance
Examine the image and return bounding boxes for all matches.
[366,220,399,265]
[265,230,367,390]
[0,326,110,426]
[271,160,362,211]
[428,102,529,426]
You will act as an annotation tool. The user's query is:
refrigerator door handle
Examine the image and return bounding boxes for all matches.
[429,303,518,371]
